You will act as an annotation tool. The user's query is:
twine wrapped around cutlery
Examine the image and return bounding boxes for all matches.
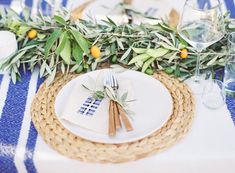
[30,71,195,163]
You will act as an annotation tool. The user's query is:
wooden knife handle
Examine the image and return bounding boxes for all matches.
[108,100,116,136]
[117,103,133,131]
[113,101,122,129]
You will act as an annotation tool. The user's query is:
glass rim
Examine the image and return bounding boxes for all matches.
[228,32,235,45]
[185,0,223,12]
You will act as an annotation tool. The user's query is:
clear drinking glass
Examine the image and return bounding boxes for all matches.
[178,0,225,94]
[202,79,225,109]
[224,32,235,97]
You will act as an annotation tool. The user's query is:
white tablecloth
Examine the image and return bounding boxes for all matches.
[25,95,234,173]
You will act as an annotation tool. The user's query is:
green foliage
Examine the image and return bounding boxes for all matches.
[0,7,232,84]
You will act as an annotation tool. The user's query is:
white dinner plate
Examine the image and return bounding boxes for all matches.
[55,69,173,144]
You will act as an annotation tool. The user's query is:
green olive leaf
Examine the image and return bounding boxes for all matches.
[70,30,89,55]
[132,47,147,54]
[56,31,67,55]
[72,42,83,64]
[60,38,71,64]
[142,57,156,72]
[128,54,151,65]
[146,48,169,58]
[54,15,67,25]
[45,29,62,57]
[120,47,132,61]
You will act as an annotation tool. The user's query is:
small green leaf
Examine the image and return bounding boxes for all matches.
[40,61,46,77]
[45,29,62,57]
[174,65,180,77]
[142,57,156,72]
[46,67,57,87]
[145,68,154,75]
[72,42,83,64]
[54,15,67,25]
[10,50,26,64]
[95,91,105,99]
[207,56,219,66]
[116,38,124,50]
[37,33,46,40]
[56,32,67,55]
[11,70,17,84]
[132,47,147,54]
[128,54,151,65]
[146,48,169,58]
[60,38,71,64]
[167,52,177,63]
[70,30,89,55]
[159,42,179,51]
[76,65,83,74]
[178,37,188,47]
[170,33,176,46]
[70,64,80,72]
[165,67,174,74]
[155,32,174,46]
[106,17,117,26]
[120,47,132,61]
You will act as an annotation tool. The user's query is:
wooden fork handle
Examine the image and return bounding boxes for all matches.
[113,101,122,129]
[117,103,133,131]
[108,100,116,136]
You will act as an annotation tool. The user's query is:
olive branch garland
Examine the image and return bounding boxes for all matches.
[0,7,235,85]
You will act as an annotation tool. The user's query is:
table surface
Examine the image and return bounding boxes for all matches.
[0,1,235,173]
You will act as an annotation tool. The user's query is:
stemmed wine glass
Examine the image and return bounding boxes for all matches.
[178,0,225,94]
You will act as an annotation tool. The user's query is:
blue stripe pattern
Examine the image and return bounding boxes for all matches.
[0,74,3,86]
[225,0,235,18]
[0,70,31,173]
[24,76,44,173]
[0,0,11,5]
[198,0,211,9]
[25,0,33,8]
[78,97,102,116]
[62,0,68,7]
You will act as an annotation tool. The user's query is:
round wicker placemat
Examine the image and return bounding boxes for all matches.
[30,71,195,163]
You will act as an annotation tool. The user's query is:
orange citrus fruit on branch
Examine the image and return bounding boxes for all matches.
[27,29,37,39]
[180,48,188,59]
[90,45,101,59]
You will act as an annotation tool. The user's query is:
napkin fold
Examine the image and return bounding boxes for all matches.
[60,72,134,134]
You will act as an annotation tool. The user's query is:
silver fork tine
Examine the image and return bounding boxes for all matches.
[111,70,118,90]
[113,71,119,89]
[104,70,110,87]
[109,70,113,87]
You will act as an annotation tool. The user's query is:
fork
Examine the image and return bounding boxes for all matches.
[104,70,133,135]
[104,70,121,136]
[109,70,122,129]
[109,70,133,132]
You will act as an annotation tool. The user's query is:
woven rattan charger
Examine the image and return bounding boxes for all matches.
[30,70,195,163]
